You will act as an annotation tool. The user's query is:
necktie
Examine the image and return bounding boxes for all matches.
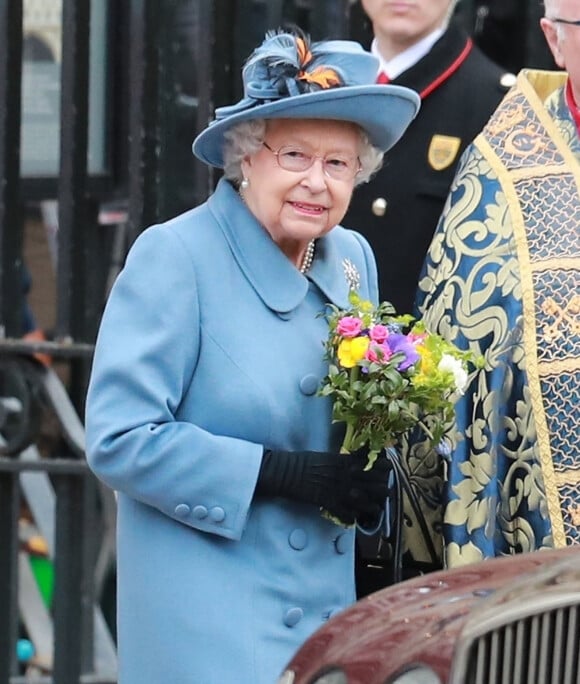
[377,71,390,85]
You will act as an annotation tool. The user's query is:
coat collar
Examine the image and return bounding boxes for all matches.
[207,179,352,313]
[392,23,471,99]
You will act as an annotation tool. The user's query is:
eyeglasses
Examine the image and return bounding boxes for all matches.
[548,16,580,26]
[262,142,361,181]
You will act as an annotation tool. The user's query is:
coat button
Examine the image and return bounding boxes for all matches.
[371,197,387,216]
[334,533,350,555]
[283,607,304,627]
[174,504,191,518]
[192,505,208,520]
[299,374,319,395]
[209,506,226,523]
[288,528,308,550]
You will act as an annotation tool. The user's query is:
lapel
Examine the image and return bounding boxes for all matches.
[207,179,352,313]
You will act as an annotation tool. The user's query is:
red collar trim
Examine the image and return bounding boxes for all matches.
[419,38,473,99]
[565,78,580,134]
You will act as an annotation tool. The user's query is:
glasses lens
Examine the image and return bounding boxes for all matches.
[277,147,311,172]
[276,146,359,180]
[324,155,359,180]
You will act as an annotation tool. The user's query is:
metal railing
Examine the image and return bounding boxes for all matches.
[0,349,117,683]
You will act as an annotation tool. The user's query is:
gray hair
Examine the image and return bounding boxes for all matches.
[544,0,565,38]
[222,119,384,187]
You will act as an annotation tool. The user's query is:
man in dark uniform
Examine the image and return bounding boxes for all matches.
[345,0,515,315]
[347,0,515,599]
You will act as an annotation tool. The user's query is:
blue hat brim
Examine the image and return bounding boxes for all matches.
[192,84,420,168]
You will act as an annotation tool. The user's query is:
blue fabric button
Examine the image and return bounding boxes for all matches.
[192,505,208,520]
[288,528,308,550]
[334,533,350,555]
[299,374,319,395]
[174,504,190,518]
[283,607,304,627]
[209,506,226,523]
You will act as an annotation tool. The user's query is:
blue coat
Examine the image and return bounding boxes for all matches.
[85,178,378,684]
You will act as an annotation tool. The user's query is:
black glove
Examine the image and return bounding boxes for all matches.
[256,448,390,525]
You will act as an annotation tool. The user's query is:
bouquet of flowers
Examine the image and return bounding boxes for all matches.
[318,288,480,469]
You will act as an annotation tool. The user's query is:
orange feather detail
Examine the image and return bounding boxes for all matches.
[296,37,312,66]
[298,66,341,89]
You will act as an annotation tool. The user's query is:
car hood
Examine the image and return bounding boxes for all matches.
[283,547,580,684]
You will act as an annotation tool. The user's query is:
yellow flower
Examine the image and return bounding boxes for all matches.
[417,344,435,373]
[412,344,435,386]
[337,336,369,368]
[359,299,374,313]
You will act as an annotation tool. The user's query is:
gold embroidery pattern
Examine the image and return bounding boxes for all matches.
[481,77,579,548]
[516,175,580,263]
[541,294,580,343]
[568,502,580,528]
[541,371,580,473]
[496,82,580,547]
[410,73,580,566]
[486,90,562,167]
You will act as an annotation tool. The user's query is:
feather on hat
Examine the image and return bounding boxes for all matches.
[192,29,420,168]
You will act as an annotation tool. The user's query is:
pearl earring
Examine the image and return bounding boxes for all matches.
[240,178,249,190]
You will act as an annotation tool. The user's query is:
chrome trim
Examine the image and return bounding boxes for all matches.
[449,559,580,684]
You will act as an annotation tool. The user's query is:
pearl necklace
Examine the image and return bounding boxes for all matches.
[299,239,316,274]
[239,187,315,275]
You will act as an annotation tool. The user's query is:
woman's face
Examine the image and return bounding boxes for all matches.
[240,118,360,264]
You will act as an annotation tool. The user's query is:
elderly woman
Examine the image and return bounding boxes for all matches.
[85,29,419,684]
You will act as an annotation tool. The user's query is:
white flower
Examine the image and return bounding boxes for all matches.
[438,354,468,394]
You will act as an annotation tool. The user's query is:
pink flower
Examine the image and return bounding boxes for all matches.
[370,324,389,343]
[366,342,393,364]
[408,331,428,345]
[337,316,363,338]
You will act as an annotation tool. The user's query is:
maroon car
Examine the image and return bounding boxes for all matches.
[278,546,580,684]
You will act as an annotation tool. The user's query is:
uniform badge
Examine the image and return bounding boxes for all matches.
[427,134,461,171]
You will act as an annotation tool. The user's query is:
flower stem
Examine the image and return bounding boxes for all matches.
[416,418,435,441]
[340,366,360,454]
[341,421,355,454]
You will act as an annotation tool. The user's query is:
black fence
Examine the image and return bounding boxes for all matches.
[0,1,556,681]
[0,350,117,683]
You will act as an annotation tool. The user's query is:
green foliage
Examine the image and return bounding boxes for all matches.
[319,291,480,466]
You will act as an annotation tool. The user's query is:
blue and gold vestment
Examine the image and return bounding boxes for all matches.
[413,69,580,567]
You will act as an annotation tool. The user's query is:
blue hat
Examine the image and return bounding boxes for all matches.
[192,30,420,168]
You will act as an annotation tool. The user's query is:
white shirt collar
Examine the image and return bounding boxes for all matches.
[371,27,445,80]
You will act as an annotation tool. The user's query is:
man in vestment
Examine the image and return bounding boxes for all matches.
[348,0,514,597]
[415,0,580,568]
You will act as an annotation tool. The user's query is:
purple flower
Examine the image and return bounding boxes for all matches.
[436,439,453,460]
[386,333,420,371]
